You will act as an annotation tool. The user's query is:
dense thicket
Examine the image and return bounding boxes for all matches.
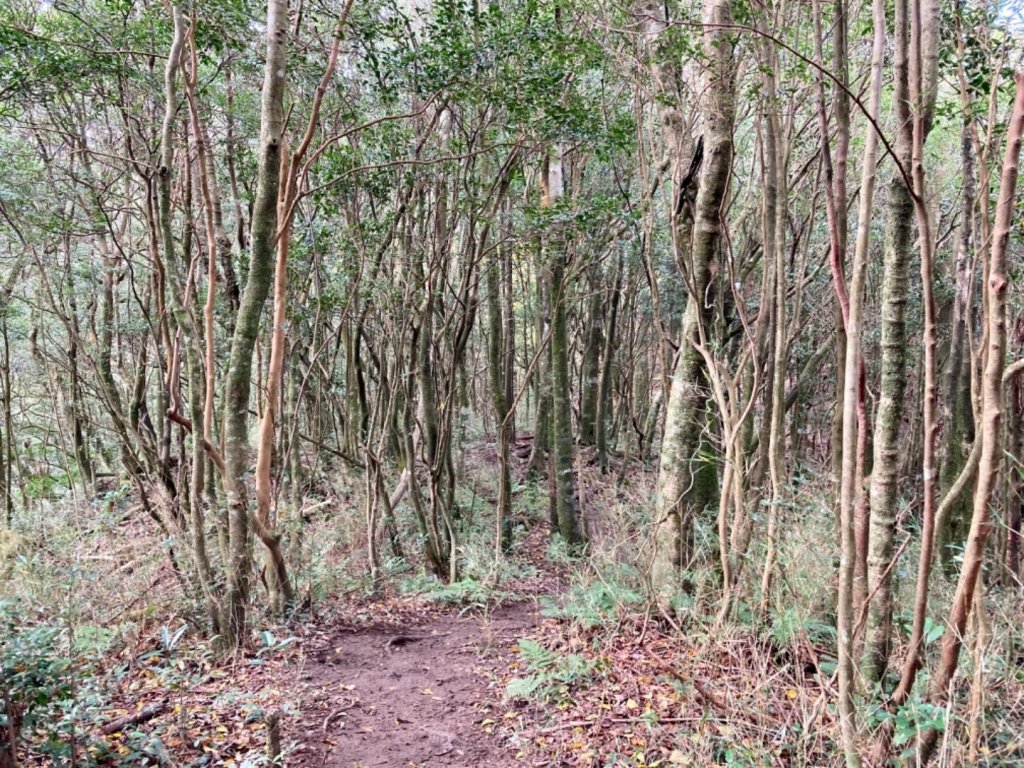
[1,0,1023,764]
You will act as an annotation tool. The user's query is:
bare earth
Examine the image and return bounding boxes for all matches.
[292,601,539,767]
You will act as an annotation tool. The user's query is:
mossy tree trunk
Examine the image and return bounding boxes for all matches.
[222,0,288,646]
[544,146,584,548]
[578,270,603,446]
[862,0,913,685]
[937,117,978,570]
[650,0,734,601]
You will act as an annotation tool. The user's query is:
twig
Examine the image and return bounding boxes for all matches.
[535,714,699,735]
[99,702,167,734]
[642,645,730,714]
[322,699,357,732]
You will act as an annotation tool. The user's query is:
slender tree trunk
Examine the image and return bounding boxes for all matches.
[252,167,295,614]
[251,7,343,610]
[596,251,623,472]
[863,0,913,686]
[757,20,788,613]
[833,0,885,761]
[579,272,603,446]
[222,0,288,645]
[916,71,1024,766]
[0,317,9,526]
[650,0,733,600]
[544,146,584,547]
[890,0,941,707]
[527,239,551,475]
[938,101,979,569]
[852,0,888,685]
[487,248,513,554]
[828,0,851,542]
[1005,335,1023,584]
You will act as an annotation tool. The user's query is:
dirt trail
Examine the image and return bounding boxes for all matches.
[294,601,538,767]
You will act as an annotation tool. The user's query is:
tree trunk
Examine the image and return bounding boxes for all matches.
[487,247,513,554]
[578,271,603,446]
[757,19,789,614]
[1005,330,1023,584]
[833,0,884,759]
[596,251,623,473]
[544,146,584,547]
[650,0,733,601]
[222,0,288,645]
[937,117,979,570]
[916,71,1024,766]
[889,0,941,708]
[526,239,551,475]
[862,0,913,686]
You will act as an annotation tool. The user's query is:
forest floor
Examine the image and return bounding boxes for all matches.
[84,535,833,766]
[9,450,848,767]
[53,521,573,768]
[8,444,1024,766]
[291,599,540,767]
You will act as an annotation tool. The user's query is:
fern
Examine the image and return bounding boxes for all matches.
[517,638,557,669]
[505,637,597,703]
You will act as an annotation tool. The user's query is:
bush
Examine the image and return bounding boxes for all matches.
[0,599,75,764]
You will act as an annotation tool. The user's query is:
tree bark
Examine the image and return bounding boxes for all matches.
[544,146,584,547]
[650,0,733,600]
[487,244,513,554]
[835,0,885,759]
[862,0,913,686]
[222,0,288,645]
[916,70,1024,766]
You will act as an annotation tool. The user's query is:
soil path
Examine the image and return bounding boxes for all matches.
[294,601,539,767]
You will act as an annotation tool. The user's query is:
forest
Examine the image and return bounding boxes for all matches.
[0,0,1023,765]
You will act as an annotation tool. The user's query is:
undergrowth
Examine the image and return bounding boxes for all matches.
[505,637,601,703]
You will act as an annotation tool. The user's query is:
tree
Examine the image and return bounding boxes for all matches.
[221,0,290,644]
[650,0,734,600]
